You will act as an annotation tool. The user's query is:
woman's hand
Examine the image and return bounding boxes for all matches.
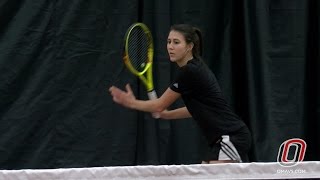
[109,84,136,109]
[158,109,170,119]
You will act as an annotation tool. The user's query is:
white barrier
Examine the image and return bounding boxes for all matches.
[0,161,319,180]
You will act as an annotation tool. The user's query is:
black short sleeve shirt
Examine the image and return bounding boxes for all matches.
[170,58,246,144]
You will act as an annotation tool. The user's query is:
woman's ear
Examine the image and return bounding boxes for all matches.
[188,43,194,51]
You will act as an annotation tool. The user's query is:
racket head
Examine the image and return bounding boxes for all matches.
[123,23,154,76]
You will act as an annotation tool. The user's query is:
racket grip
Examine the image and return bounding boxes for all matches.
[147,90,160,119]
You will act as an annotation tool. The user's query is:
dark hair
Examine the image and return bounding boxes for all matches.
[170,24,203,59]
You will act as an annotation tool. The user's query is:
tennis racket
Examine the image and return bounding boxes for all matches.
[123,22,159,118]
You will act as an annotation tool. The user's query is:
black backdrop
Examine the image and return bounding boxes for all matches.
[0,0,319,169]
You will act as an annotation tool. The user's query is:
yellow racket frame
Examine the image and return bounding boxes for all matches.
[123,23,154,92]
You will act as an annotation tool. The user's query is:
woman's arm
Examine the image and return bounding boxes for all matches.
[159,107,192,120]
[109,84,180,113]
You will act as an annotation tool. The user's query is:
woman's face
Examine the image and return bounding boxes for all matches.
[167,30,193,66]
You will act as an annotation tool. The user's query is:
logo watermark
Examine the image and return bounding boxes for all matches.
[276,168,307,174]
[277,138,307,167]
[276,138,307,174]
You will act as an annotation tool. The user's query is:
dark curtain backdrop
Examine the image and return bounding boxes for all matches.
[0,0,319,169]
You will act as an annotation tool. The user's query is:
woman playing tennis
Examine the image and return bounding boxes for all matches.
[109,24,251,163]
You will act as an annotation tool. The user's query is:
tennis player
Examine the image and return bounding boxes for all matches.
[109,24,251,163]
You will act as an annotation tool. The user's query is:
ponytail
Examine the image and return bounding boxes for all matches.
[193,27,203,58]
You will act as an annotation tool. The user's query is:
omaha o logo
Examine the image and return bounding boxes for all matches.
[277,138,307,167]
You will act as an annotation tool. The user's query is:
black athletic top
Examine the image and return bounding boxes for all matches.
[170,58,246,145]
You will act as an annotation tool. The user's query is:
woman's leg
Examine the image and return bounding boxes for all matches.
[202,126,252,163]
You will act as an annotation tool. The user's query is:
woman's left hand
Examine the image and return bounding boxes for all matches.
[109,84,136,108]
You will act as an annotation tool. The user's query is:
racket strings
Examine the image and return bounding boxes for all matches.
[127,27,150,72]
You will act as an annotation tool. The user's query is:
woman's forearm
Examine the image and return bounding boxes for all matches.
[160,107,192,120]
[129,98,165,113]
